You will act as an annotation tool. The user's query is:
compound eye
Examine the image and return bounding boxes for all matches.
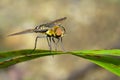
[56,27,63,36]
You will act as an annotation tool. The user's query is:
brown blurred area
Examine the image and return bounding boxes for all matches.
[0,0,120,80]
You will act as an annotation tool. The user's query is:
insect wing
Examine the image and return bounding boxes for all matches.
[45,17,67,28]
[8,29,34,36]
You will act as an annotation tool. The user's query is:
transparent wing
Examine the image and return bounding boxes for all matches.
[8,29,34,36]
[8,17,67,36]
[45,17,67,28]
[34,17,67,30]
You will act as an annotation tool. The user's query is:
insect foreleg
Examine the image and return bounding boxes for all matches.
[60,37,65,52]
[31,36,46,53]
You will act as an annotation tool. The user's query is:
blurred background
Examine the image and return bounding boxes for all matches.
[0,0,120,80]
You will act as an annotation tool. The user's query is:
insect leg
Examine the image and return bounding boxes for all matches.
[52,37,57,51]
[60,37,65,52]
[46,36,52,51]
[34,36,39,50]
[52,37,60,51]
[31,36,46,53]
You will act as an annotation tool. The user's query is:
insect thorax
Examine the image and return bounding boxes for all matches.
[34,24,50,33]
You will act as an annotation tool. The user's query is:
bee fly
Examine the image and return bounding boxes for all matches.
[8,17,67,52]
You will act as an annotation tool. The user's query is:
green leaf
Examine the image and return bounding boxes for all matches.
[71,49,120,76]
[0,49,64,68]
[0,49,120,76]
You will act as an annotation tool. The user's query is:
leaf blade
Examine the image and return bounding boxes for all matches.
[72,49,120,76]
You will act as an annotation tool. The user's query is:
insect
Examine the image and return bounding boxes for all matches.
[8,17,67,52]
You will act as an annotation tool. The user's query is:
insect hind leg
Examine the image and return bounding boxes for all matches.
[46,36,52,52]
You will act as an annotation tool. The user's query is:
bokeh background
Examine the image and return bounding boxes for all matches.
[0,0,120,80]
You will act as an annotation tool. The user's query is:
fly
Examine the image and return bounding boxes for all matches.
[8,17,67,52]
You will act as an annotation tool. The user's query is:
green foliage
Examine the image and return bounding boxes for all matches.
[0,50,63,68]
[0,49,120,76]
[71,50,120,76]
